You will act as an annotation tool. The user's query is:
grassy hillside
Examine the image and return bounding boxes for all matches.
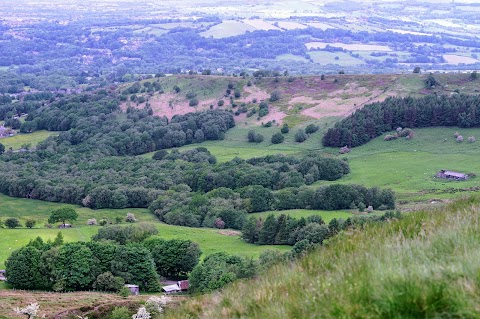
[334,127,480,201]
[124,73,480,128]
[0,194,290,268]
[150,126,480,202]
[165,196,480,319]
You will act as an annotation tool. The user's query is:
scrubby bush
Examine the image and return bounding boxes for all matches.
[305,124,319,134]
[93,272,125,292]
[271,133,285,144]
[358,202,366,212]
[189,98,199,107]
[152,149,168,160]
[269,91,281,102]
[295,129,308,143]
[384,134,397,141]
[110,307,131,319]
[214,218,226,229]
[118,286,131,298]
[217,100,224,106]
[339,146,351,154]
[247,130,264,143]
[126,213,137,223]
[397,128,413,138]
[281,124,289,134]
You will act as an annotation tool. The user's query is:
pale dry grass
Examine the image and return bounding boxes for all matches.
[443,54,480,64]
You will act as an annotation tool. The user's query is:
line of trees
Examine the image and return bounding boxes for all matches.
[242,210,402,247]
[0,148,349,209]
[323,94,480,148]
[148,183,395,229]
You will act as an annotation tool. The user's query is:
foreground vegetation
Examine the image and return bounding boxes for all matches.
[165,196,480,318]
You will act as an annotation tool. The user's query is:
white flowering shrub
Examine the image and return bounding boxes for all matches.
[14,303,41,319]
[145,295,170,315]
[87,218,97,225]
[132,306,151,319]
[126,212,137,223]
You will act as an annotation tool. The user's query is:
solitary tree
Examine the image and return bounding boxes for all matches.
[25,219,36,229]
[5,218,21,229]
[0,142,4,155]
[48,207,78,227]
[271,132,284,144]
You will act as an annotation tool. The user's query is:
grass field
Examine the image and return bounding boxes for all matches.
[329,127,480,201]
[0,193,290,268]
[308,51,365,66]
[141,124,325,162]
[250,209,353,222]
[0,130,57,150]
[276,54,310,63]
[201,20,256,38]
[0,193,155,225]
[0,225,290,268]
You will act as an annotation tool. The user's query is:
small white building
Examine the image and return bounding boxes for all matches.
[124,284,139,295]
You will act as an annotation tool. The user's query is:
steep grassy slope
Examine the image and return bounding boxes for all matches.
[166,196,480,319]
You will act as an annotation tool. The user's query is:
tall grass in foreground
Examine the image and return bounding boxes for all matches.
[166,196,480,319]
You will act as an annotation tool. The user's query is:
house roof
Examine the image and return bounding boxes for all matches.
[442,170,467,178]
[178,280,189,290]
[124,284,139,288]
[162,284,180,292]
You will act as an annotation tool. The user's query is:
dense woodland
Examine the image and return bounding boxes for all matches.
[0,91,372,227]
[148,183,395,229]
[323,93,480,148]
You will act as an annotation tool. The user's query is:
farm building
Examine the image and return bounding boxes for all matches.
[162,280,189,294]
[436,170,469,181]
[124,284,139,295]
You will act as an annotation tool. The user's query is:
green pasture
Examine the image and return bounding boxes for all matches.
[0,193,155,226]
[141,125,326,162]
[0,225,290,268]
[0,130,57,150]
[329,127,480,201]
[0,193,290,268]
[200,21,256,38]
[308,51,365,66]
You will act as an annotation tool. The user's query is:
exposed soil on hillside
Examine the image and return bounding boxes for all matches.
[119,73,479,124]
